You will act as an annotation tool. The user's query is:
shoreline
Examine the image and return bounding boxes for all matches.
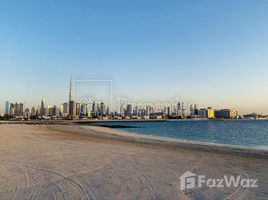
[1,120,268,157]
[50,124,268,158]
[1,120,268,156]
[1,117,268,125]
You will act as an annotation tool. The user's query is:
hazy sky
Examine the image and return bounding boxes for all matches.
[0,0,268,114]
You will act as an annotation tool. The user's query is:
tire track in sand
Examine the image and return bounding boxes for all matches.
[23,166,90,200]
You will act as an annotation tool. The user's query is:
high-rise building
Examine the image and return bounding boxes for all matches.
[91,101,96,117]
[198,107,215,119]
[69,76,76,119]
[181,102,185,118]
[48,105,60,117]
[45,106,49,116]
[19,103,24,116]
[176,102,182,117]
[40,97,45,117]
[80,103,87,117]
[9,103,15,116]
[48,106,54,116]
[125,104,132,117]
[5,101,10,115]
[14,103,24,117]
[118,98,128,117]
[194,104,198,115]
[61,102,69,117]
[100,102,105,116]
[31,106,37,117]
[24,108,30,119]
[167,106,171,116]
[106,106,110,116]
[76,103,81,116]
[62,103,69,113]
[190,104,199,117]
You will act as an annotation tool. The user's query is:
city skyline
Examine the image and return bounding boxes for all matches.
[2,92,241,120]
[1,1,268,114]
[0,75,268,115]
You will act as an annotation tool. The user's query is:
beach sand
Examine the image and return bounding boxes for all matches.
[0,124,267,200]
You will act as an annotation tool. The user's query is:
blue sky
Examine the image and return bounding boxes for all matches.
[0,0,268,114]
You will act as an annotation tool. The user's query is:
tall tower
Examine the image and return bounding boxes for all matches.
[69,75,76,119]
[69,75,74,102]
[5,101,10,115]
[40,97,45,117]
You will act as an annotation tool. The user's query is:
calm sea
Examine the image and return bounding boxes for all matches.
[91,120,268,149]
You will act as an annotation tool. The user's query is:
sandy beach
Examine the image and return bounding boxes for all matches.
[0,124,267,200]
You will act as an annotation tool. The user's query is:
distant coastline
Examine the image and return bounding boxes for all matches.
[1,117,268,124]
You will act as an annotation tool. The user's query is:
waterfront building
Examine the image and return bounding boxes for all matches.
[190,104,195,116]
[194,104,198,115]
[181,102,186,118]
[243,113,261,119]
[190,104,199,117]
[150,112,163,119]
[125,104,132,117]
[146,105,154,116]
[207,108,215,119]
[198,108,215,119]
[168,106,171,116]
[198,109,207,118]
[215,109,238,119]
[133,105,138,116]
[176,102,181,117]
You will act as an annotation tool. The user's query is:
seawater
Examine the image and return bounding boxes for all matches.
[91,120,268,150]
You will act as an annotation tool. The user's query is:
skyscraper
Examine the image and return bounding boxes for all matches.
[76,102,81,116]
[40,97,45,117]
[62,102,69,117]
[31,106,37,117]
[14,103,24,117]
[80,103,87,117]
[69,75,76,119]
[126,104,132,117]
[9,103,15,116]
[100,102,105,116]
[69,75,74,102]
[5,101,10,115]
